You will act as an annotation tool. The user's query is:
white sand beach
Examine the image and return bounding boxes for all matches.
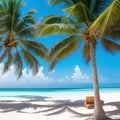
[0,92,120,120]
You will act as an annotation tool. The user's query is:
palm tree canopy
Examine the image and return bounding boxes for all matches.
[49,0,112,19]
[0,0,48,79]
[36,0,120,71]
[90,0,120,37]
[35,16,79,37]
[89,0,120,54]
[36,0,111,70]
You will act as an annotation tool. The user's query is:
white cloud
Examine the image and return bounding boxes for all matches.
[71,65,90,83]
[0,63,53,88]
[0,64,91,88]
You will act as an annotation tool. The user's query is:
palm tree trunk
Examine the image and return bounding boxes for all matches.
[90,41,107,120]
[0,48,9,63]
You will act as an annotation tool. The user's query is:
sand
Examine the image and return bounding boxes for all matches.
[0,92,119,120]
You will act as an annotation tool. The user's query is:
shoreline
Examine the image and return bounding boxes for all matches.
[0,87,119,89]
[0,91,119,120]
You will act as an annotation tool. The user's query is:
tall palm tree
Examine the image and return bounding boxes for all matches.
[0,0,48,79]
[36,0,120,120]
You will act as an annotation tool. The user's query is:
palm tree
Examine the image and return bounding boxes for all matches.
[0,0,48,79]
[35,0,120,120]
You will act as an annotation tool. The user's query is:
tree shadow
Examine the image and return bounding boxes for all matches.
[0,97,119,120]
[0,96,50,113]
[42,99,92,116]
[105,102,120,120]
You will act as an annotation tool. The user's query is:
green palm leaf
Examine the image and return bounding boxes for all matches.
[3,51,12,73]
[15,9,36,30]
[0,14,11,33]
[49,58,57,72]
[104,25,120,39]
[49,35,80,71]
[49,0,88,7]
[49,0,111,17]
[90,0,120,36]
[101,39,120,54]
[14,9,36,38]
[17,26,35,38]
[1,0,7,10]
[49,0,73,6]
[64,2,90,24]
[22,48,39,75]
[19,39,48,59]
[44,15,75,24]
[82,40,97,63]
[82,43,90,63]
[90,0,112,16]
[13,50,23,79]
[16,0,24,9]
[36,23,78,36]
[20,9,36,24]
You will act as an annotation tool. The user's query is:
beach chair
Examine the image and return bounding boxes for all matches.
[84,96,104,109]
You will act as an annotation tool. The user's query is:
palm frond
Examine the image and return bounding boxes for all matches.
[82,39,97,63]
[64,2,90,25]
[101,39,120,54]
[27,9,36,15]
[90,0,120,36]
[82,43,90,63]
[104,25,120,39]
[7,0,23,31]
[12,50,23,79]
[21,10,36,24]
[3,51,12,73]
[49,0,73,7]
[35,23,78,37]
[1,0,7,9]
[14,8,36,37]
[21,48,39,75]
[15,10,36,30]
[19,39,48,59]
[14,14,35,37]
[0,0,23,33]
[44,15,75,24]
[17,26,35,38]
[49,0,88,7]
[0,14,12,33]
[49,58,58,72]
[49,35,80,71]
[16,0,24,10]
[8,0,23,14]
[0,0,35,37]
[90,0,112,16]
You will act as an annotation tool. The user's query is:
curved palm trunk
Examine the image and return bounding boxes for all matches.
[90,41,107,120]
[0,48,9,63]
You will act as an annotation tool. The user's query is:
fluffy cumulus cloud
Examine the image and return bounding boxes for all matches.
[0,64,91,88]
[0,63,53,88]
[71,65,90,83]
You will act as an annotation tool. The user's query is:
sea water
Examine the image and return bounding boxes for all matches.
[0,88,120,100]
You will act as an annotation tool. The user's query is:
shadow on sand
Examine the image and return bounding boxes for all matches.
[0,96,119,120]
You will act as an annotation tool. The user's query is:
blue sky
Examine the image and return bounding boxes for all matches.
[0,0,120,88]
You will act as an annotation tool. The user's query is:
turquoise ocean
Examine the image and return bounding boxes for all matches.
[0,88,120,100]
